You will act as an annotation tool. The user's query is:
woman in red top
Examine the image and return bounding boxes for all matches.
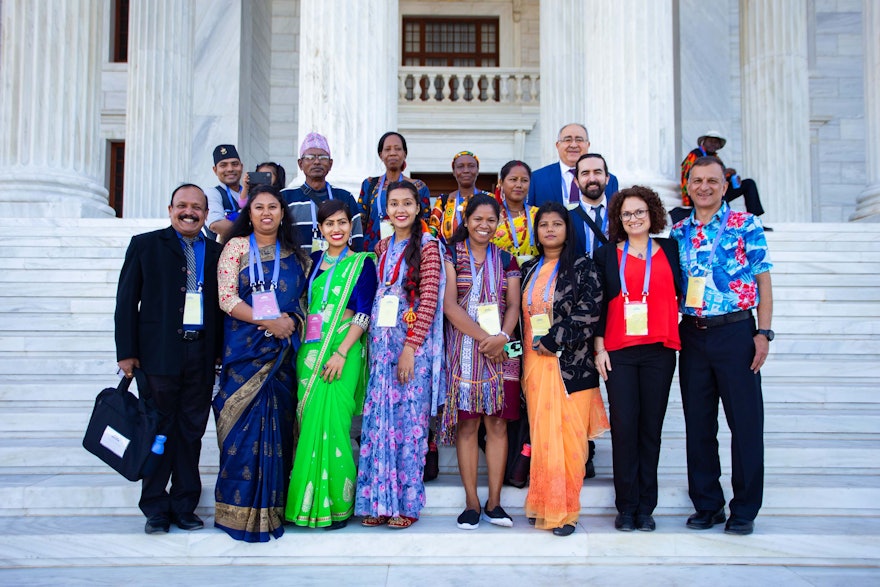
[593,186,682,533]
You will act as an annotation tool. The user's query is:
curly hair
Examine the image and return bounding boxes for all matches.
[606,185,668,243]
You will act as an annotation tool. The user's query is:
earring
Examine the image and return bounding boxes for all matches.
[348,236,353,247]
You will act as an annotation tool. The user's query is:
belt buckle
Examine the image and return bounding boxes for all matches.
[183,330,199,341]
[693,317,709,330]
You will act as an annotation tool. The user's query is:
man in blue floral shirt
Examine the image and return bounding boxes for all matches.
[670,156,774,536]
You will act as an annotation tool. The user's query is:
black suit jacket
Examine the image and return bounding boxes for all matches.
[593,237,682,337]
[115,226,224,378]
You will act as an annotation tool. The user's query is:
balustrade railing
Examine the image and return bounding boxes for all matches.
[399,67,540,105]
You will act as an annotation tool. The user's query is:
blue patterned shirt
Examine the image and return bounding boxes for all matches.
[670,202,772,317]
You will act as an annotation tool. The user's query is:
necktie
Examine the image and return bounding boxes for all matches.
[568,168,579,204]
[182,237,197,291]
[592,204,604,231]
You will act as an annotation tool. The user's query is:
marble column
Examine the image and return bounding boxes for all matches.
[538,0,589,165]
[740,0,811,222]
[0,0,112,217]
[123,0,194,217]
[580,0,680,207]
[850,0,880,222]
[297,0,398,192]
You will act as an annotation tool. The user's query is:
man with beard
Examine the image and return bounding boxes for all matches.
[205,144,244,242]
[570,153,612,258]
[528,123,619,207]
[281,132,364,253]
[115,184,224,534]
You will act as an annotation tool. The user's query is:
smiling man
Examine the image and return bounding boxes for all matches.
[670,156,774,536]
[569,153,612,258]
[205,144,245,241]
[281,132,364,253]
[115,184,224,535]
[528,123,619,207]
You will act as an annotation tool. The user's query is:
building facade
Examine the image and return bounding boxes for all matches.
[1,0,878,222]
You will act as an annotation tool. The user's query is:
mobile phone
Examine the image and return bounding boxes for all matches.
[504,340,523,358]
[249,171,273,186]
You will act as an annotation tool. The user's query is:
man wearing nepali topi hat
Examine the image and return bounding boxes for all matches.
[205,144,244,242]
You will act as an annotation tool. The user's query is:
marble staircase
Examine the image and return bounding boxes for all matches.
[0,218,879,570]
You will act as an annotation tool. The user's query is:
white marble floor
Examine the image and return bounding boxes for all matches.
[0,563,878,587]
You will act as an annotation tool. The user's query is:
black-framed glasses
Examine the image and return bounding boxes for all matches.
[621,209,648,221]
[300,154,331,162]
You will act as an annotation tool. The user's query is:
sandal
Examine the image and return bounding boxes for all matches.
[387,515,416,529]
[361,515,389,527]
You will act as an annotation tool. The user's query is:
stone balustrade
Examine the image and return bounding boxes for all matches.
[399,67,540,105]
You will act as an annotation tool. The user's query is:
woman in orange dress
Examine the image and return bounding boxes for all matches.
[520,201,609,536]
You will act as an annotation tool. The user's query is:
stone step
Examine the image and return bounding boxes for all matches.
[1,514,878,569]
[2,436,875,477]
[0,473,876,518]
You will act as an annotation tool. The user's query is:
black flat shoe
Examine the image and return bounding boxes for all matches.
[686,508,726,530]
[528,517,536,526]
[724,517,754,535]
[552,524,576,537]
[145,513,170,534]
[635,514,656,532]
[614,512,635,532]
[173,512,204,531]
[324,519,348,531]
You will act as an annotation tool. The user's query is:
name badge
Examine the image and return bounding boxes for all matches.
[530,313,551,347]
[516,254,534,267]
[380,220,394,240]
[685,276,706,308]
[476,303,502,336]
[252,290,281,320]
[624,302,648,336]
[183,292,203,326]
[376,295,399,327]
[311,238,326,254]
[305,313,323,343]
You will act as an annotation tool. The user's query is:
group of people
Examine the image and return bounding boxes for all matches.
[114,122,774,543]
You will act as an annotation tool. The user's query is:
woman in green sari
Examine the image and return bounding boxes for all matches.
[285,199,378,529]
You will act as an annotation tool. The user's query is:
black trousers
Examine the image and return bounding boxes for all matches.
[139,338,213,517]
[679,317,764,521]
[724,178,765,216]
[606,343,676,515]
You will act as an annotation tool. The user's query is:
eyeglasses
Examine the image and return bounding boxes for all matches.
[300,154,331,162]
[620,209,649,221]
[558,136,587,144]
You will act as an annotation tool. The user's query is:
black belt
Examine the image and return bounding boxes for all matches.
[681,310,752,330]
[182,330,204,341]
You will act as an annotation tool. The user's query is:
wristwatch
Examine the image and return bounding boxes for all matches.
[756,329,775,342]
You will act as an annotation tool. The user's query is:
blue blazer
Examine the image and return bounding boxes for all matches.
[528,162,619,207]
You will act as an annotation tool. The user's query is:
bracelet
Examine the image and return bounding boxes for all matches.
[498,331,511,342]
[334,349,347,360]
[595,349,607,355]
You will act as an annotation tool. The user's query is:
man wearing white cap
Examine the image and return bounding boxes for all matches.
[281,132,364,253]
[672,131,766,224]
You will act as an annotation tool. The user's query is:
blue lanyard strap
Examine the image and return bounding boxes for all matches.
[503,200,533,250]
[247,234,281,292]
[307,247,348,309]
[619,239,652,302]
[527,256,560,308]
[455,191,463,227]
[224,185,241,211]
[580,201,608,254]
[380,234,408,285]
[375,174,387,221]
[466,240,497,301]
[306,183,334,237]
[685,208,730,275]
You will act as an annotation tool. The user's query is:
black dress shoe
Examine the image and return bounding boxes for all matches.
[145,513,170,534]
[552,524,576,536]
[324,519,348,531]
[614,512,635,532]
[724,517,754,535]
[635,514,656,532]
[173,512,204,531]
[686,508,726,530]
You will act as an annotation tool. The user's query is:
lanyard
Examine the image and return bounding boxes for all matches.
[559,168,572,202]
[307,247,347,310]
[306,183,335,238]
[224,185,241,211]
[247,234,281,292]
[685,208,730,276]
[375,174,388,221]
[527,256,559,308]
[181,237,206,292]
[454,191,464,226]
[619,239,652,302]
[467,240,497,301]
[580,201,608,254]
[503,200,533,251]
[379,234,408,286]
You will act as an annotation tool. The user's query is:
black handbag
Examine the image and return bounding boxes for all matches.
[82,369,160,482]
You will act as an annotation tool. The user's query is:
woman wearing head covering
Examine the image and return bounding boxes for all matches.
[429,151,492,245]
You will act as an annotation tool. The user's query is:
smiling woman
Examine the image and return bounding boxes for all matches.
[429,151,492,245]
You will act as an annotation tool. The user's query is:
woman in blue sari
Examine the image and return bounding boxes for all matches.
[214,185,308,542]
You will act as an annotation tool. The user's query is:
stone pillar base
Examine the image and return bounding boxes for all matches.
[0,171,113,217]
[850,185,880,222]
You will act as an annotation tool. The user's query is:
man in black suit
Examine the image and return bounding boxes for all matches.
[115,184,224,534]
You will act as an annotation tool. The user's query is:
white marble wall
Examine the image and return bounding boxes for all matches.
[267,0,300,179]
[239,0,273,168]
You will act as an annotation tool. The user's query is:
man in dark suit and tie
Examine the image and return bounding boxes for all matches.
[115,183,224,534]
[570,153,613,257]
[528,123,619,208]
